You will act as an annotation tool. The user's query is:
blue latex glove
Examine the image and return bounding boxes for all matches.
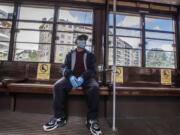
[69,76,78,88]
[77,76,84,86]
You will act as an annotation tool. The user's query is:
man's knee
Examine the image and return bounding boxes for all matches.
[86,85,99,96]
[53,77,68,91]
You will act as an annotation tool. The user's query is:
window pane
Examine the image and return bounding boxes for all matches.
[16,30,52,43]
[55,45,76,63]
[0,5,14,19]
[146,31,174,40]
[109,48,141,66]
[109,36,141,49]
[120,37,141,49]
[0,21,12,28]
[56,32,74,44]
[109,28,141,37]
[0,20,12,60]
[0,28,11,41]
[145,16,174,32]
[19,6,54,21]
[55,8,93,63]
[58,8,93,24]
[146,39,175,51]
[14,43,50,62]
[17,22,53,30]
[146,50,175,68]
[0,42,9,60]
[109,13,141,28]
[38,44,51,62]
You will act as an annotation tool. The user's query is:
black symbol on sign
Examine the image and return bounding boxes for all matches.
[40,64,48,73]
[116,68,122,75]
[163,70,170,79]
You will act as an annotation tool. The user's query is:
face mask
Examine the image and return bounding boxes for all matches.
[77,40,86,49]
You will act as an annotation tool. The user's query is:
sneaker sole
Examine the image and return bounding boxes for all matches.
[43,120,67,132]
[90,128,102,135]
[86,124,102,135]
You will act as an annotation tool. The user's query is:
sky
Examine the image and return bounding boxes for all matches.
[16,7,92,50]
[109,13,174,52]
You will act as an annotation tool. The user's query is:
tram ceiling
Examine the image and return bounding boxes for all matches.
[71,0,180,5]
[137,0,180,5]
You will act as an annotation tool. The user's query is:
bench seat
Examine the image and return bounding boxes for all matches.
[2,82,180,97]
[116,86,180,96]
[6,83,109,96]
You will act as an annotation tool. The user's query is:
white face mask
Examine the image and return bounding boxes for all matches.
[77,40,86,49]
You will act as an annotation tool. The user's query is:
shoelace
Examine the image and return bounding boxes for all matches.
[49,117,61,124]
[90,120,100,129]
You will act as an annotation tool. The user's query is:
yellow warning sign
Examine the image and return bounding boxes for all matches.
[116,67,123,83]
[161,69,172,85]
[37,63,51,80]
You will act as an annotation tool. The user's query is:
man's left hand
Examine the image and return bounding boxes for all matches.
[77,76,84,86]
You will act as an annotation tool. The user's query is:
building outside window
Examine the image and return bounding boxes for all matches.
[145,16,176,68]
[0,4,14,60]
[108,12,142,67]
[54,7,93,63]
[108,12,176,69]
[14,5,54,62]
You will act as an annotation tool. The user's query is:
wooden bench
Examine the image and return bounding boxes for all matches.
[115,86,180,96]
[1,80,180,97]
[0,82,4,92]
[6,83,110,96]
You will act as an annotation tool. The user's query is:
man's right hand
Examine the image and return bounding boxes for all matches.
[69,76,78,88]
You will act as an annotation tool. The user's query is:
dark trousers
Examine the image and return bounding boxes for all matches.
[53,77,99,120]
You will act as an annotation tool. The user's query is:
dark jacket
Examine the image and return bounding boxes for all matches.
[60,49,97,82]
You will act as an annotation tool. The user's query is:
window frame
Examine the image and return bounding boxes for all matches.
[54,7,94,63]
[108,11,142,67]
[13,4,55,62]
[108,10,177,69]
[0,3,14,61]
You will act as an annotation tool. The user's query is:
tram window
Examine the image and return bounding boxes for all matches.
[19,6,54,21]
[0,4,14,60]
[108,13,142,67]
[145,16,176,68]
[109,13,141,28]
[14,5,54,62]
[55,8,93,63]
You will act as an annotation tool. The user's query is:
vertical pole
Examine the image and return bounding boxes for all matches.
[176,9,179,70]
[103,0,109,85]
[50,5,58,63]
[112,0,117,132]
[141,14,145,67]
[8,2,19,61]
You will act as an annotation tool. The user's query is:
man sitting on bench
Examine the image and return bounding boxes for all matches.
[43,34,102,135]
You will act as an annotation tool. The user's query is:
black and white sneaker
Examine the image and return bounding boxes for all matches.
[43,117,67,131]
[86,119,102,135]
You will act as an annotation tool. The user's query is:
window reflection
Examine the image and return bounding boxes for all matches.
[55,8,93,63]
[146,50,175,68]
[145,16,174,32]
[14,5,54,62]
[108,12,141,67]
[0,4,13,60]
[58,8,93,24]
[109,13,141,28]
[145,15,176,68]
[19,6,54,21]
[0,5,14,19]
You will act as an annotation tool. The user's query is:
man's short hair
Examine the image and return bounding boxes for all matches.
[76,34,88,41]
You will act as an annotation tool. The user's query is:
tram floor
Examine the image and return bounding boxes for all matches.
[0,111,114,135]
[117,116,180,135]
[1,111,180,135]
